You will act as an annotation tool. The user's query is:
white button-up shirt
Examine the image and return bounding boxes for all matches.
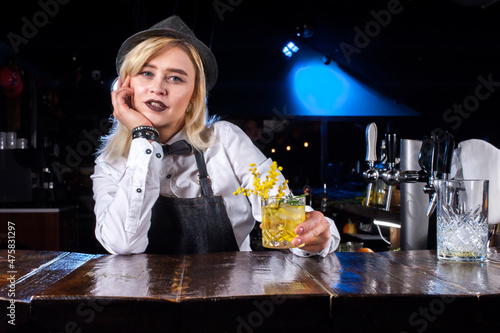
[92,121,340,256]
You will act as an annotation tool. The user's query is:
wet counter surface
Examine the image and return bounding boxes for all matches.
[1,249,499,332]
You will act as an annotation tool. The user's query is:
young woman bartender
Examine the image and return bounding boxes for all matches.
[91,15,340,256]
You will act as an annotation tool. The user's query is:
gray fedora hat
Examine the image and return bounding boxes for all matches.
[116,15,218,91]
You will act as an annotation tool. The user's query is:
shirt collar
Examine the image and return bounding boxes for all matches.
[163,128,189,146]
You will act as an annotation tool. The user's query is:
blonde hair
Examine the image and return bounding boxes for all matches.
[97,36,215,159]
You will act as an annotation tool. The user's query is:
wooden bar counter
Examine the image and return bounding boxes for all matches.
[1,248,499,332]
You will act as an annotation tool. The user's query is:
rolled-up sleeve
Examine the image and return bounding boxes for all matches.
[92,138,163,254]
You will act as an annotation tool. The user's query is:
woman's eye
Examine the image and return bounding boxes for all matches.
[140,71,153,77]
[168,76,183,83]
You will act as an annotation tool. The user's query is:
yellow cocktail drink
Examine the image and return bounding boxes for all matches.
[261,196,306,249]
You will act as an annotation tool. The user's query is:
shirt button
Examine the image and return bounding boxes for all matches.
[145,149,152,154]
[166,174,172,179]
[156,153,162,158]
[136,188,142,193]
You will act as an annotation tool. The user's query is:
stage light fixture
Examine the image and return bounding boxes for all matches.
[282,42,299,58]
[295,23,314,38]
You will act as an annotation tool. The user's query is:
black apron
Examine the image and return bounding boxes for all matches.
[147,150,239,254]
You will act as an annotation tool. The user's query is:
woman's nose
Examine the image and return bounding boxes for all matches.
[151,88,165,95]
[150,80,166,95]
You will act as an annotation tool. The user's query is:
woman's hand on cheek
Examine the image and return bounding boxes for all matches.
[112,76,152,130]
[292,211,331,252]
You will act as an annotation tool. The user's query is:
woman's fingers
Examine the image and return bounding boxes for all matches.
[292,211,331,252]
[111,76,152,130]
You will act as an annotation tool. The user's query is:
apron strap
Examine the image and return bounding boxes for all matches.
[194,150,214,197]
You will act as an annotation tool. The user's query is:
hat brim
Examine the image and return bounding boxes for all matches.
[116,28,218,91]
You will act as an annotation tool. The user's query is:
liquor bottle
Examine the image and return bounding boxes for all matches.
[303,185,312,208]
[321,183,328,213]
[42,167,55,201]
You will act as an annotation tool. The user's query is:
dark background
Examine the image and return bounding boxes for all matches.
[1,0,500,226]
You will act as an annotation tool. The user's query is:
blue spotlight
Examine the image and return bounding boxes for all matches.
[282,41,299,58]
[292,64,349,114]
[288,59,421,116]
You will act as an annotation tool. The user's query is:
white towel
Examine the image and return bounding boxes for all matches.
[451,139,500,225]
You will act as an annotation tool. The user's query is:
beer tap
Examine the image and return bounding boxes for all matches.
[361,124,455,215]
[359,125,457,250]
[381,133,398,211]
[362,123,378,206]
[420,132,455,216]
[441,132,455,181]
[420,133,439,216]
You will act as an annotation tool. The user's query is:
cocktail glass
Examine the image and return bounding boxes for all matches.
[261,196,306,249]
[436,179,489,261]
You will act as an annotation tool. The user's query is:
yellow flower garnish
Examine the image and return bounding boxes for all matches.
[234,161,288,202]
